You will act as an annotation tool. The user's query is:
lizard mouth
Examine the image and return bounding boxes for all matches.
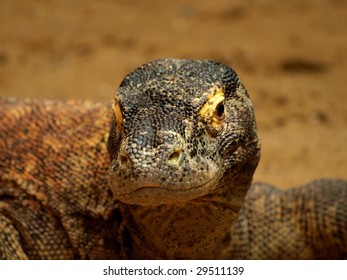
[109,151,225,206]
[112,177,221,206]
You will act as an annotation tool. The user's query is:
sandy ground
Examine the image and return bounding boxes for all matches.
[1,0,346,188]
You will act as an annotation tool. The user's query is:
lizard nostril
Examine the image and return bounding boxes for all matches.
[167,149,183,165]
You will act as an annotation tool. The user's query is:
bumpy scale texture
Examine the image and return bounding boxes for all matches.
[1,59,347,259]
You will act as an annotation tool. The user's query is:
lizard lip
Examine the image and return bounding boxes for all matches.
[109,160,223,206]
[131,185,165,192]
[111,176,221,206]
[120,184,199,196]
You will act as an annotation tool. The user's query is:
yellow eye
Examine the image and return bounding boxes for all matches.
[112,97,123,132]
[199,87,226,129]
[214,99,225,120]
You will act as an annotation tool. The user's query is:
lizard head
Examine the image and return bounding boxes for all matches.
[108,59,260,207]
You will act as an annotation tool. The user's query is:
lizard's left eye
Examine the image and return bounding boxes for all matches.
[199,87,226,132]
[199,88,226,122]
[215,101,225,119]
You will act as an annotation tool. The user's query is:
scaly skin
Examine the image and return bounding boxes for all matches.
[0,59,346,259]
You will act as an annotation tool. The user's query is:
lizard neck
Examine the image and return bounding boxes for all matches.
[120,182,249,259]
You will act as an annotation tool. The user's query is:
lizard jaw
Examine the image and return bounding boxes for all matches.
[111,175,222,207]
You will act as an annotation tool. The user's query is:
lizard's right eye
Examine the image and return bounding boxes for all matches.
[112,97,123,132]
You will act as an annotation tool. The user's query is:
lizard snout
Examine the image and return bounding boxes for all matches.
[116,142,186,172]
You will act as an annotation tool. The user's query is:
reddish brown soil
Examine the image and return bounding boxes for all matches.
[1,0,346,188]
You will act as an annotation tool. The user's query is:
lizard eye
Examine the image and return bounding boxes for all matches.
[112,96,123,132]
[199,87,226,132]
[215,101,225,119]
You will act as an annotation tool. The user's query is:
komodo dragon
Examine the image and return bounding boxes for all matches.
[0,58,346,260]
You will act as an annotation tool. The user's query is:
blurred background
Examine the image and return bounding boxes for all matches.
[1,0,346,188]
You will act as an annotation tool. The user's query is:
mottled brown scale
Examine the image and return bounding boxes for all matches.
[1,59,347,259]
